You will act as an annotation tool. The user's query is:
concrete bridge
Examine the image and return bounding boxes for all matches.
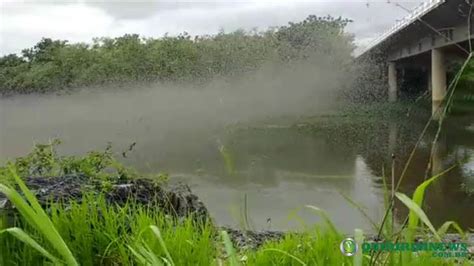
[359,0,473,117]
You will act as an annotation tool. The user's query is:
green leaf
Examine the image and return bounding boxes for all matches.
[405,167,453,241]
[263,248,307,266]
[127,245,148,265]
[218,144,235,175]
[305,205,339,235]
[139,244,164,266]
[0,166,78,266]
[150,225,174,266]
[0,184,40,229]
[220,230,239,266]
[0,227,60,264]
[437,221,465,239]
[339,192,379,233]
[354,229,364,266]
[395,192,440,241]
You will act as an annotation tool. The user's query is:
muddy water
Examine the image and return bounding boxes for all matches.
[0,89,473,232]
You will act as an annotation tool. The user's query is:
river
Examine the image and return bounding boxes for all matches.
[1,87,473,233]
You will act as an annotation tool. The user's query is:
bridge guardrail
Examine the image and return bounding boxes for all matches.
[359,0,445,56]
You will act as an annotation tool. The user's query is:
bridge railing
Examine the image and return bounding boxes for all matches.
[359,0,445,56]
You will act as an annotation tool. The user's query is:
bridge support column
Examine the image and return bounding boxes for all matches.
[427,71,432,92]
[431,48,447,118]
[388,62,397,102]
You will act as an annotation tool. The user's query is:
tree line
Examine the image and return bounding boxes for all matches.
[0,15,354,95]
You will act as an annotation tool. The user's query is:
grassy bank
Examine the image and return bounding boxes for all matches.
[0,174,471,266]
[0,190,353,265]
[0,141,472,265]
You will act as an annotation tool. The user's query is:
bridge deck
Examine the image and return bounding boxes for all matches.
[359,0,445,57]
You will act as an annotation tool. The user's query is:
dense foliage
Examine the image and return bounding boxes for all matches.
[450,57,474,114]
[0,15,354,95]
[0,140,167,186]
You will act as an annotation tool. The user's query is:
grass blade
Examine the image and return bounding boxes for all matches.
[409,168,452,234]
[218,144,235,175]
[0,184,41,228]
[339,192,379,233]
[395,192,440,241]
[263,248,307,266]
[127,245,148,265]
[399,167,453,242]
[220,230,239,266]
[139,244,164,266]
[0,166,78,266]
[437,221,465,239]
[150,225,174,266]
[305,205,338,234]
[0,227,60,264]
[353,229,363,266]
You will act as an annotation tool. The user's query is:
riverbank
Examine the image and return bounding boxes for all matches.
[1,173,474,265]
[1,140,473,265]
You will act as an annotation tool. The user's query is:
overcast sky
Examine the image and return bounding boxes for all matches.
[0,0,424,56]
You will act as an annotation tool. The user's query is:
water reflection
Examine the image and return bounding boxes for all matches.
[383,117,474,230]
[0,92,473,232]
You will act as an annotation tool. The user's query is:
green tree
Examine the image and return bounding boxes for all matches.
[0,15,355,95]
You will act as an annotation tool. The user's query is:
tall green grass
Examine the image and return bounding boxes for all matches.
[0,163,472,265]
[0,165,78,265]
[0,182,216,265]
[1,109,474,266]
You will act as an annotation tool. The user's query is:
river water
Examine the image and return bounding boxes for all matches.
[1,87,473,233]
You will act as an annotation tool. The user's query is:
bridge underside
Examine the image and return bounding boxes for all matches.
[387,39,472,118]
[360,0,473,119]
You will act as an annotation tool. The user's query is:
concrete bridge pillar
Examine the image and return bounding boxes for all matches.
[431,48,447,117]
[388,62,397,102]
[427,71,432,92]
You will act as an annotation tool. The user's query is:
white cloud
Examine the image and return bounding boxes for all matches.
[1,2,116,53]
[0,0,424,55]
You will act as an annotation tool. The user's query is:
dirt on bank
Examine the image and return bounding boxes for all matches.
[1,175,473,252]
[0,175,286,249]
